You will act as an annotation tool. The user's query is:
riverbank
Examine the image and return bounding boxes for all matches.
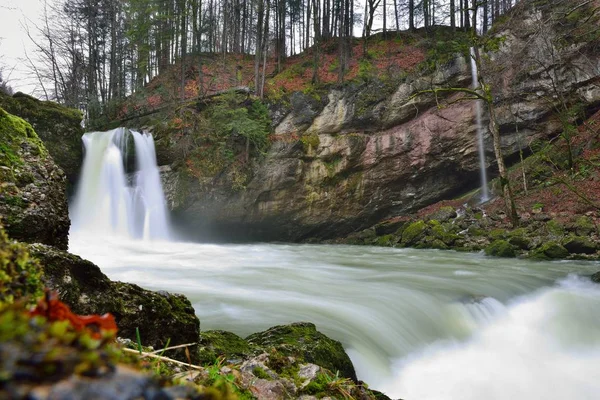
[328,109,600,261]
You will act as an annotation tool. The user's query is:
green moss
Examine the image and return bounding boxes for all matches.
[0,107,47,168]
[300,133,320,152]
[467,226,486,237]
[401,220,428,246]
[508,235,531,250]
[246,322,356,381]
[252,366,272,380]
[574,216,596,235]
[198,330,255,364]
[489,229,508,240]
[545,220,565,236]
[431,224,459,245]
[529,241,569,260]
[0,225,44,305]
[485,240,517,258]
[374,234,396,247]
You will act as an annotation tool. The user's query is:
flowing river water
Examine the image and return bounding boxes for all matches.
[69,234,600,399]
[69,129,600,398]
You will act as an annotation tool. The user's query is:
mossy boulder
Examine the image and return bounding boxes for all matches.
[529,241,570,260]
[0,225,44,305]
[485,240,517,258]
[373,234,396,246]
[431,223,459,246]
[573,216,596,236]
[198,330,256,364]
[562,236,598,255]
[428,206,457,223]
[246,322,357,382]
[28,244,200,363]
[0,107,70,250]
[0,92,84,183]
[545,220,565,237]
[592,271,600,283]
[508,235,531,250]
[401,220,428,246]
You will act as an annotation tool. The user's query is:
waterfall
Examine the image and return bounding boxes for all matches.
[470,47,490,202]
[70,127,170,240]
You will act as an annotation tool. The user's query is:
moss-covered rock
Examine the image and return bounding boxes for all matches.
[198,330,256,364]
[246,322,357,382]
[545,220,565,237]
[508,235,531,250]
[373,234,396,246]
[0,107,70,250]
[562,236,598,255]
[0,225,44,305]
[428,206,457,223]
[592,271,600,283]
[0,92,84,183]
[485,240,517,258]
[28,244,200,363]
[529,241,570,260]
[573,216,596,236]
[431,223,459,245]
[401,220,428,246]
[488,229,508,240]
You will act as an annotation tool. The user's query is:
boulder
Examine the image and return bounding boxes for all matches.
[485,240,517,258]
[0,107,70,249]
[28,244,200,363]
[246,322,357,382]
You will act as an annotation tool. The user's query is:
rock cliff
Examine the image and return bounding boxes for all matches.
[0,107,70,249]
[159,0,600,241]
[0,92,84,185]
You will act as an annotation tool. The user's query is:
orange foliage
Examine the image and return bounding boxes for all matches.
[30,291,118,339]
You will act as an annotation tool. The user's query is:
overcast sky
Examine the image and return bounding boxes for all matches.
[0,0,46,94]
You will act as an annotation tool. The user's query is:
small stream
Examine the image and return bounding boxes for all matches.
[70,234,600,399]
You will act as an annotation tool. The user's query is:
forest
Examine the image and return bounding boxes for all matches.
[28,0,518,120]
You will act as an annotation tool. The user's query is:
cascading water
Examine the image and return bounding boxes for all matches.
[470,47,490,202]
[70,127,170,240]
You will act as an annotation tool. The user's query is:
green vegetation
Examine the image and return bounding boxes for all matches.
[0,107,46,168]
[0,225,44,305]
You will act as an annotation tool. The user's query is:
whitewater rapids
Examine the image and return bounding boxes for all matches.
[69,234,600,399]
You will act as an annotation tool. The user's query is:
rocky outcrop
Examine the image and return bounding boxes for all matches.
[29,244,201,363]
[332,204,600,261]
[0,92,84,184]
[199,322,357,382]
[166,0,600,242]
[0,107,70,249]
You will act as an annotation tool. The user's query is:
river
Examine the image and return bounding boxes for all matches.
[70,233,600,400]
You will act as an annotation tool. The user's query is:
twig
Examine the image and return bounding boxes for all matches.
[122,348,204,371]
[150,342,198,354]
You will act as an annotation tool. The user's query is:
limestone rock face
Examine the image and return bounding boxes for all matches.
[0,107,70,249]
[165,1,600,242]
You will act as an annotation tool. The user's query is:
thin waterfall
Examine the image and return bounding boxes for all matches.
[70,128,170,240]
[470,47,490,202]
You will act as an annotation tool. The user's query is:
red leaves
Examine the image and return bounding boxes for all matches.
[30,292,117,339]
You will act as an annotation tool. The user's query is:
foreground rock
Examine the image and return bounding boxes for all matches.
[29,244,201,363]
[247,322,357,382]
[0,107,70,249]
